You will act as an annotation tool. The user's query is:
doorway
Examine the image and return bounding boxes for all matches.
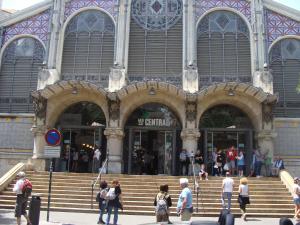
[123,103,181,175]
[54,101,106,173]
[199,104,255,175]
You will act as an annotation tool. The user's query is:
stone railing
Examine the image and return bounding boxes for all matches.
[279,169,294,196]
[0,163,25,192]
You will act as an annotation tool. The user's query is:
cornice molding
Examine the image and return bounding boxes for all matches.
[0,0,52,27]
[263,0,300,22]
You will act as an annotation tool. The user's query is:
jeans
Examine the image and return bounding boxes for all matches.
[106,206,118,225]
[255,161,262,176]
[98,201,106,223]
[222,192,232,210]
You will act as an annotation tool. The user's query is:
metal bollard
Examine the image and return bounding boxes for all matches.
[29,195,41,225]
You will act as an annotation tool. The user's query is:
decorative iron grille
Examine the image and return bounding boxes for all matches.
[61,10,115,88]
[270,38,300,117]
[0,37,45,113]
[197,11,251,88]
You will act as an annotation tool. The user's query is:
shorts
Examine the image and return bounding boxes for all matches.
[15,194,28,217]
[228,160,235,169]
[294,198,300,205]
[238,165,245,171]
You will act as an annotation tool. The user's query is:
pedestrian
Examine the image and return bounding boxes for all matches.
[106,179,123,225]
[216,150,224,176]
[176,178,193,221]
[194,150,203,176]
[236,150,245,177]
[254,148,264,177]
[179,149,189,176]
[13,171,32,225]
[221,172,234,210]
[292,177,300,221]
[226,146,237,176]
[199,164,208,180]
[96,180,108,224]
[93,146,101,173]
[264,152,272,177]
[272,156,285,177]
[238,177,250,221]
[154,184,172,224]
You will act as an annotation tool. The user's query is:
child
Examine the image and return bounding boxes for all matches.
[96,180,108,224]
[199,164,208,180]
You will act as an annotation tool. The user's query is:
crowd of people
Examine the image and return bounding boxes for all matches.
[179,146,285,178]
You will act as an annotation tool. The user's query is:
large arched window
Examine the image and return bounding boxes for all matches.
[61,10,115,88]
[197,11,251,87]
[127,0,183,86]
[0,37,45,113]
[270,38,300,117]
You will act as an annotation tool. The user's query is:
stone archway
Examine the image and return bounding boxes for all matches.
[31,81,109,164]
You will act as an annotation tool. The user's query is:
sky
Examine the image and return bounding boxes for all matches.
[2,0,300,11]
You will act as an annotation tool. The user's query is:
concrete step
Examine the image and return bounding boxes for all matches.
[0,171,294,218]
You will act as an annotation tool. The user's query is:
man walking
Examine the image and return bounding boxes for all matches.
[176,178,193,221]
[13,171,32,225]
[222,172,234,210]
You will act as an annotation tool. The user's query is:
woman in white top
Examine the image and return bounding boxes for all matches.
[292,177,300,220]
[238,177,250,221]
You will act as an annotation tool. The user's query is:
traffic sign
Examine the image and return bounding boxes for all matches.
[45,129,62,146]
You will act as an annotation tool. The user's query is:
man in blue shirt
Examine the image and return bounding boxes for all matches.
[176,178,193,221]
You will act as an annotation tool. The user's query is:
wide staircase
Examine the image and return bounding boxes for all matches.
[0,171,294,217]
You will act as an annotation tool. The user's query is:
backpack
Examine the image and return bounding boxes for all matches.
[106,188,116,200]
[155,194,168,216]
[22,179,32,198]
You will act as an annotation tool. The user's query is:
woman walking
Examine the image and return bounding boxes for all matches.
[238,177,250,221]
[292,177,300,220]
[236,150,245,177]
[154,184,172,224]
[97,180,108,224]
[106,180,123,225]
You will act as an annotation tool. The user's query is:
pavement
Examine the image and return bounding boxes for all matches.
[0,209,298,225]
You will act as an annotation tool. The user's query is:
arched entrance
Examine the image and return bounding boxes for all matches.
[124,103,182,175]
[199,104,254,175]
[55,101,106,173]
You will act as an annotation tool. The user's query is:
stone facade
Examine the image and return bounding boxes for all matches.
[0,0,299,173]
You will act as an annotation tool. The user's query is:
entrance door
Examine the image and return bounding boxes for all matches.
[128,129,175,175]
[59,127,103,172]
[201,129,253,174]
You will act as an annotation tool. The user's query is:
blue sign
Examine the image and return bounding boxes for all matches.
[45,129,61,146]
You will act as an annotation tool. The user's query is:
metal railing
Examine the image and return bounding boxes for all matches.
[90,158,108,209]
[190,154,199,213]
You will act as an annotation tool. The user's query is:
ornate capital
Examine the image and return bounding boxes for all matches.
[186,101,197,122]
[104,128,124,139]
[32,93,47,119]
[262,94,278,124]
[181,129,201,140]
[107,93,120,121]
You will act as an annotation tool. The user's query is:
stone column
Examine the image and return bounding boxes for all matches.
[31,124,47,171]
[251,0,273,93]
[108,0,130,91]
[181,129,200,155]
[257,130,277,157]
[182,0,198,92]
[104,128,124,173]
[31,94,48,171]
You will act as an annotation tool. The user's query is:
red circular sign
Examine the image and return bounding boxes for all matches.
[45,129,62,146]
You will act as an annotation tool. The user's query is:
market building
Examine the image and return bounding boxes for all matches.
[0,0,299,175]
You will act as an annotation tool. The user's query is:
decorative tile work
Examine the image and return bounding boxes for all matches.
[195,0,251,22]
[265,9,300,47]
[64,0,119,21]
[3,10,50,46]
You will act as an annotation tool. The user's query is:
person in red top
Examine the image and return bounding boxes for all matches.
[226,146,237,175]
